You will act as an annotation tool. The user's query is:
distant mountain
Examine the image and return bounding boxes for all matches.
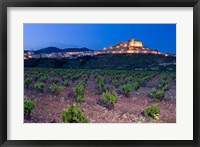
[25,47,93,54]
[63,47,92,52]
[24,50,35,53]
[36,47,61,54]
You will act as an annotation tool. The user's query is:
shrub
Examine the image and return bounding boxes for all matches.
[50,84,64,93]
[24,78,32,87]
[32,75,39,81]
[170,73,176,82]
[144,105,160,117]
[78,81,85,86]
[50,84,58,93]
[161,74,167,81]
[83,77,88,82]
[71,74,80,81]
[112,80,120,88]
[76,95,84,102]
[103,85,110,92]
[151,88,165,102]
[159,79,167,88]
[74,84,85,102]
[24,96,35,116]
[51,77,59,84]
[156,91,165,100]
[152,88,157,97]
[121,84,132,97]
[102,91,119,103]
[124,77,130,84]
[74,84,85,96]
[62,75,67,80]
[34,82,45,91]
[133,81,140,91]
[98,81,104,88]
[63,80,71,87]
[98,81,110,92]
[58,86,64,92]
[40,75,48,82]
[158,74,170,92]
[95,77,101,84]
[61,104,88,123]
[162,84,170,92]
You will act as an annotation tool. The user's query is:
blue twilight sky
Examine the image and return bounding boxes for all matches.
[24,24,176,54]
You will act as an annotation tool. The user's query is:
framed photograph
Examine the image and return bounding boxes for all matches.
[0,0,199,146]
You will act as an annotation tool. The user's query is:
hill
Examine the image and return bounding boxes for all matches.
[25,47,93,54]
[24,54,176,71]
[36,47,61,54]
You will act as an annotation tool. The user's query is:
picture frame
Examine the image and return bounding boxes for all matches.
[0,0,199,146]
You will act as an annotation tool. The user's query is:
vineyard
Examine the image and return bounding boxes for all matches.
[24,68,176,123]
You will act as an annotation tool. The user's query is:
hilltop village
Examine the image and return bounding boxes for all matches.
[103,38,158,54]
[24,38,175,60]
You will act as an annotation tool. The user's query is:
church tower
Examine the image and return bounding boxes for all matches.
[129,38,135,46]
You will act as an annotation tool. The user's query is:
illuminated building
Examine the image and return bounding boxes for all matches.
[104,37,158,54]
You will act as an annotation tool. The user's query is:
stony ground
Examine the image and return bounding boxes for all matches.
[24,75,176,123]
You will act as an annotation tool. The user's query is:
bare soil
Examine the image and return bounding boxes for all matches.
[25,75,176,123]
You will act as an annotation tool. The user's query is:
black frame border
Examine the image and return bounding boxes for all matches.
[0,0,199,147]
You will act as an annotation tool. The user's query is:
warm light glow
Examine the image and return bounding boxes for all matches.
[101,37,162,55]
[152,51,158,54]
[127,50,135,53]
[134,41,143,47]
